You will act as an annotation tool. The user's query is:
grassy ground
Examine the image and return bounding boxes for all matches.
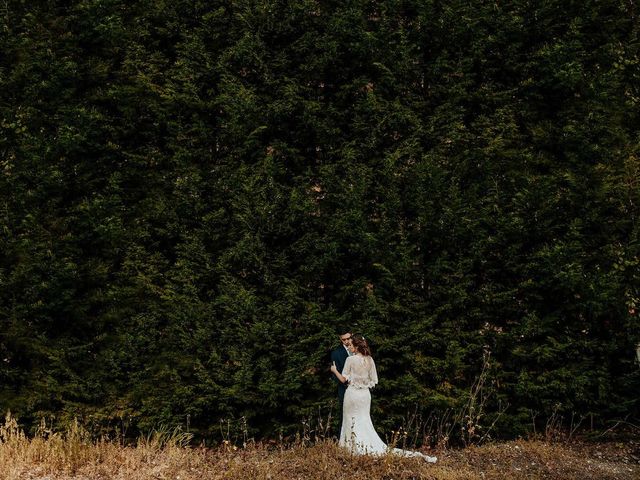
[1,417,638,479]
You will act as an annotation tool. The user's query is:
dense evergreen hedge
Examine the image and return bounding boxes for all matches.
[1,0,638,442]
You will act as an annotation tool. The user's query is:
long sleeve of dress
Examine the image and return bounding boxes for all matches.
[342,356,353,383]
[369,357,378,387]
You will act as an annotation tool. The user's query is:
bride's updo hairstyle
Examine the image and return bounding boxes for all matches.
[351,334,371,356]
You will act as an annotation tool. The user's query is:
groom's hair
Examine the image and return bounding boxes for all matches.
[337,326,352,336]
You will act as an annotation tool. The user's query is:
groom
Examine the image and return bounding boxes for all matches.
[330,328,352,439]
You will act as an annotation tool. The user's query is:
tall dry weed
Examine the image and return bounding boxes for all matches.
[388,350,507,450]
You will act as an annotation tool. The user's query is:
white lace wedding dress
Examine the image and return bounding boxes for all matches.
[339,354,437,462]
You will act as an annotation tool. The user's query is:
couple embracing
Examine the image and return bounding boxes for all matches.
[330,329,437,462]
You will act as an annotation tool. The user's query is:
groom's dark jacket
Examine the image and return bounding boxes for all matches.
[330,345,349,401]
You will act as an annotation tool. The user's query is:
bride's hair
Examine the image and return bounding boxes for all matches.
[351,334,371,356]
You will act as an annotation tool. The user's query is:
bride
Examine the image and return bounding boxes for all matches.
[330,334,437,462]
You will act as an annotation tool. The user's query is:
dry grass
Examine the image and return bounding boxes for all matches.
[1,414,638,480]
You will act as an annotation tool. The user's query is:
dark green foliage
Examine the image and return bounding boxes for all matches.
[0,0,638,442]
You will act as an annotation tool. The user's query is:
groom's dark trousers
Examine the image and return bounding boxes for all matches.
[330,345,349,439]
